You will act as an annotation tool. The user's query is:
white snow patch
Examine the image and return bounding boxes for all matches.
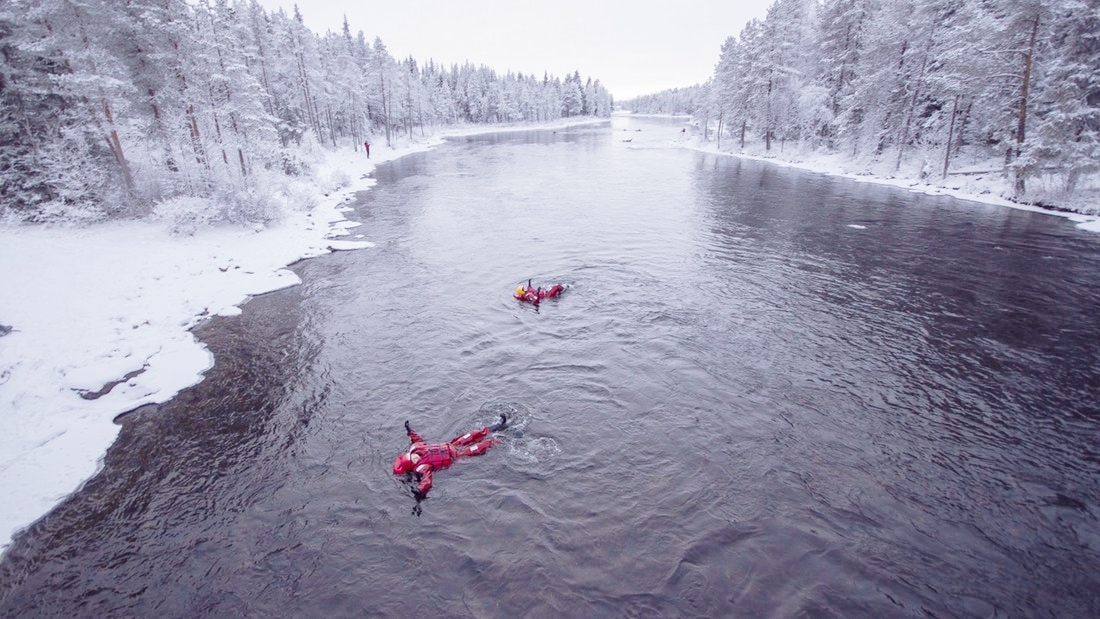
[1071,216,1100,233]
[0,143,398,548]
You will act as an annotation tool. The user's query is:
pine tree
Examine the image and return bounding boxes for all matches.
[1021,0,1100,197]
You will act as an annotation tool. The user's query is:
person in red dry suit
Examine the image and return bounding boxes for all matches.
[392,415,508,497]
[514,279,565,305]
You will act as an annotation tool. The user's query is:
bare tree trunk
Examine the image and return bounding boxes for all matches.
[896,51,929,172]
[297,51,321,141]
[418,96,425,138]
[188,105,206,166]
[207,85,229,166]
[380,74,392,146]
[102,100,135,189]
[327,107,337,146]
[765,78,773,151]
[1014,12,1040,195]
[231,109,247,177]
[259,58,275,115]
[311,95,323,144]
[405,73,413,137]
[955,100,972,159]
[942,94,959,179]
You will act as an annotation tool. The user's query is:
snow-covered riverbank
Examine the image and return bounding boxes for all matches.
[0,150,379,550]
[658,115,1100,233]
[0,118,607,549]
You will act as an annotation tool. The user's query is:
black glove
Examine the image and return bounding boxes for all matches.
[404,420,412,434]
[489,413,508,432]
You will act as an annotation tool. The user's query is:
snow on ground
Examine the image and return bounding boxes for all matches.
[0,160,377,550]
[1073,217,1100,234]
[0,118,606,550]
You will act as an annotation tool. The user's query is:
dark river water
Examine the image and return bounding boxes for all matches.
[2,116,1100,618]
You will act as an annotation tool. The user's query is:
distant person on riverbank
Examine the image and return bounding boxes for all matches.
[364,141,371,158]
[393,415,508,498]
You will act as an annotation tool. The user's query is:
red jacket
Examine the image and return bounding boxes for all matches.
[397,427,494,495]
[515,283,564,305]
[407,430,455,494]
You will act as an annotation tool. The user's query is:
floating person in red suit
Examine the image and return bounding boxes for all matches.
[514,279,565,305]
[393,415,508,498]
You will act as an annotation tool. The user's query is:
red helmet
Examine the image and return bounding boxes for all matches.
[393,453,415,474]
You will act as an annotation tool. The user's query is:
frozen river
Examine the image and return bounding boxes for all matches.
[2,116,1099,617]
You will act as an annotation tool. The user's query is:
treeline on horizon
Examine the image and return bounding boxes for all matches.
[0,0,613,225]
[626,0,1099,212]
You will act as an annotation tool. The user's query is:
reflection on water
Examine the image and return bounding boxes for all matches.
[2,117,1099,617]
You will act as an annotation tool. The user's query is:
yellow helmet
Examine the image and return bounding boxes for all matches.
[516,286,525,295]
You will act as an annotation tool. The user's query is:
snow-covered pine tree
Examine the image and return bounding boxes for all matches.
[815,0,873,151]
[1,0,613,224]
[1019,0,1100,201]
[561,71,584,118]
[1,0,139,220]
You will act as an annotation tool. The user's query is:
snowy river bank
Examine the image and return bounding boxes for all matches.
[0,150,378,548]
[0,120,601,548]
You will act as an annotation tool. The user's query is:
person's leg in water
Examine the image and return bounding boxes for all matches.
[448,414,507,458]
[453,438,494,458]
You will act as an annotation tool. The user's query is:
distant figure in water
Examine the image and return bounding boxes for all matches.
[393,415,508,498]
[514,279,565,305]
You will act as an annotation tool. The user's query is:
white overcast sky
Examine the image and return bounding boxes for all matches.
[250,1,774,100]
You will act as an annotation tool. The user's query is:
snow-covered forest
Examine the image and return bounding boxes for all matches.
[627,0,1100,213]
[0,0,613,225]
